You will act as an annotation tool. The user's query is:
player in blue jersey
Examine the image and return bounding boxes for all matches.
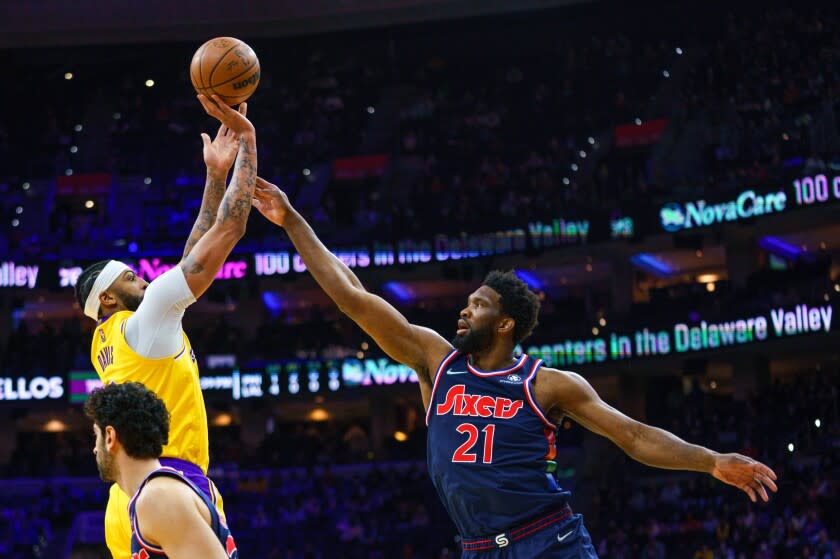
[252,179,778,559]
[84,382,238,559]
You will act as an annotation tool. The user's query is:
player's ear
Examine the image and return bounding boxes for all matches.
[99,290,117,308]
[498,317,515,334]
[104,425,118,451]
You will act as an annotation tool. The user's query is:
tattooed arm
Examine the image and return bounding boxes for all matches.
[183,103,247,258]
[178,95,257,298]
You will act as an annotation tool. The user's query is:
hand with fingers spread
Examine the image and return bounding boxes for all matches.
[252,177,294,227]
[197,94,255,136]
[202,103,248,177]
[711,453,778,502]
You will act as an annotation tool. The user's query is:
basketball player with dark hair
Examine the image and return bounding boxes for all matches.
[85,382,237,559]
[74,95,256,559]
[252,179,778,558]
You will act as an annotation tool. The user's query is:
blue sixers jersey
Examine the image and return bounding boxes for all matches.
[128,467,238,559]
[426,350,570,538]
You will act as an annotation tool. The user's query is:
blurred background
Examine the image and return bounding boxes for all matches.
[0,0,839,557]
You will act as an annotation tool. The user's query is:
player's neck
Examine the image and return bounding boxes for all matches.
[117,457,162,498]
[468,344,517,372]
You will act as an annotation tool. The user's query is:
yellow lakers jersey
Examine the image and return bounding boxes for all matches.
[91,310,209,473]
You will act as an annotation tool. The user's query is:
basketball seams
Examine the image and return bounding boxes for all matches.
[205,59,259,90]
[207,41,243,89]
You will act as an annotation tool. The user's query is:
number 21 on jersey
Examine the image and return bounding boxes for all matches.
[452,423,496,463]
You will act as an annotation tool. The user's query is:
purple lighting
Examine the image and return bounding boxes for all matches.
[514,269,543,290]
[630,253,675,277]
[383,282,414,302]
[759,236,803,260]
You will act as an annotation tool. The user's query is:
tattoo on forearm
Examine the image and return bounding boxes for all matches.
[216,136,257,227]
[183,174,226,258]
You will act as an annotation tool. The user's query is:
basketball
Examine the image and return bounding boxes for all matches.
[190,37,260,106]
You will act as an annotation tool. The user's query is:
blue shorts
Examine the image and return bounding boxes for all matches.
[460,508,599,559]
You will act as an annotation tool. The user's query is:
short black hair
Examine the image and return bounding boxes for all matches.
[482,270,541,344]
[84,382,170,459]
[74,260,111,312]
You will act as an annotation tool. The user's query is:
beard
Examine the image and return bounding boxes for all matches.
[451,323,494,354]
[95,444,116,482]
[116,290,143,312]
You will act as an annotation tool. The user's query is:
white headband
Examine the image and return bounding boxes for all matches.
[84,260,131,320]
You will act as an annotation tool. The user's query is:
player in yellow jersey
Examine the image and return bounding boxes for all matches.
[73,94,257,559]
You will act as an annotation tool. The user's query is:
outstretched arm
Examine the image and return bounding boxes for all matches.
[179,95,257,299]
[252,178,452,408]
[542,369,778,502]
[183,103,248,259]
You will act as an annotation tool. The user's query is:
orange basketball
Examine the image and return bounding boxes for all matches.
[190,37,260,106]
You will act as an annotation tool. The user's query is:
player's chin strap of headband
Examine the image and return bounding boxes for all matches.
[83,260,131,320]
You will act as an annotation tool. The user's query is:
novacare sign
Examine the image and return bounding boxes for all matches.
[659,189,787,232]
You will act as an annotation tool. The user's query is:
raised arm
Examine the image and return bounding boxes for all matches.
[135,478,230,559]
[540,368,778,502]
[183,103,248,259]
[252,178,452,408]
[179,95,257,299]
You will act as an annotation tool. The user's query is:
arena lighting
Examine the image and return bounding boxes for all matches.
[579,150,587,158]
[706,282,716,293]
[84,200,94,209]
[261,291,284,313]
[675,47,683,55]
[113,112,121,120]
[366,106,375,114]
[22,182,30,190]
[710,381,718,390]
[11,219,19,227]
[630,253,675,277]
[562,177,570,185]
[74,124,82,131]
[697,274,719,283]
[145,79,155,87]
[834,284,839,292]
[15,206,22,214]
[663,70,670,78]
[70,146,78,153]
[514,269,543,290]
[634,118,642,125]
[571,163,579,171]
[383,281,414,302]
[361,342,369,350]
[308,408,329,422]
[302,168,311,176]
[64,72,73,80]
[212,413,232,427]
[599,318,606,327]
[759,236,804,259]
[815,419,821,428]
[144,177,152,184]
[44,419,67,432]
[588,137,595,145]
[394,431,408,442]
[65,168,73,176]
[788,443,795,453]
[591,327,599,336]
